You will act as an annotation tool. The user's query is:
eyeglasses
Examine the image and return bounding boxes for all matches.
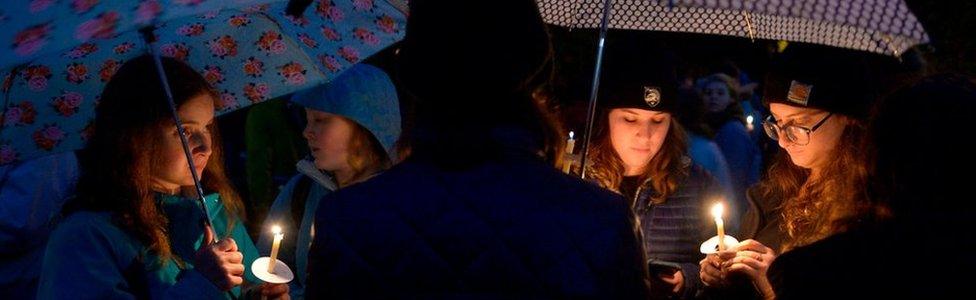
[762,112,833,146]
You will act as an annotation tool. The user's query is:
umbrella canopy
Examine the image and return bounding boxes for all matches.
[0,0,406,166]
[537,0,929,56]
[535,0,929,177]
[0,0,286,69]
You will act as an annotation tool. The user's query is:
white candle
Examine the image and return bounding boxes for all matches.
[711,203,727,251]
[268,225,283,273]
[565,131,576,154]
[562,131,576,173]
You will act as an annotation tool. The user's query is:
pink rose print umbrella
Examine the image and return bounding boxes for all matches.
[0,0,406,227]
[1,1,406,167]
[0,0,289,68]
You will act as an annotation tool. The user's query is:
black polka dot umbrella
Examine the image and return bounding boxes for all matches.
[536,0,929,177]
[538,0,928,56]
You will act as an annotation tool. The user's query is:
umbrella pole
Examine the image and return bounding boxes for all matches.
[144,30,235,300]
[578,0,613,179]
[139,27,217,237]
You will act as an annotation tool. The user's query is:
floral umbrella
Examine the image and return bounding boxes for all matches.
[0,0,292,69]
[1,0,407,166]
[0,0,406,226]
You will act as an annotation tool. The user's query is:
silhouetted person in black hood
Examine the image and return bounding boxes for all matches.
[304,0,651,298]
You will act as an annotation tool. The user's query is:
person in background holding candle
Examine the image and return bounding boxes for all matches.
[257,63,401,300]
[696,72,762,230]
[586,51,724,299]
[305,0,649,298]
[675,87,735,208]
[698,44,892,300]
[37,56,288,299]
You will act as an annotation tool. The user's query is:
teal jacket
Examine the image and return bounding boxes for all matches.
[38,193,259,299]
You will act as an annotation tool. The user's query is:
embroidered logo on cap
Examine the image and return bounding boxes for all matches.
[644,86,661,108]
[787,80,813,106]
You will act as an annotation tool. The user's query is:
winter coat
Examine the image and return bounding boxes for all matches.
[769,210,976,300]
[305,146,650,298]
[0,152,79,299]
[38,193,259,299]
[739,187,788,253]
[618,161,724,299]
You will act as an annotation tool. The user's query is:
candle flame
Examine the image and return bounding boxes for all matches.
[272,225,281,235]
[747,115,755,124]
[569,131,575,139]
[711,203,724,219]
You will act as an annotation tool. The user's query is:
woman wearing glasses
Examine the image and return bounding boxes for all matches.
[699,45,886,299]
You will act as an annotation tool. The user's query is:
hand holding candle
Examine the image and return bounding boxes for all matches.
[268,225,283,273]
[711,203,726,251]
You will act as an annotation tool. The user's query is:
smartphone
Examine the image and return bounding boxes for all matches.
[647,259,682,275]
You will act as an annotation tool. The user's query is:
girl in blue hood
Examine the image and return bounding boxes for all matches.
[257,63,401,299]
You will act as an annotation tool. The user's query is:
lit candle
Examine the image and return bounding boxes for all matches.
[565,131,576,154]
[746,115,755,132]
[268,225,283,273]
[562,131,576,173]
[711,203,727,251]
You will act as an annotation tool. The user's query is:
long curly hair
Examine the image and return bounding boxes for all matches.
[69,55,244,264]
[586,110,688,205]
[754,116,874,251]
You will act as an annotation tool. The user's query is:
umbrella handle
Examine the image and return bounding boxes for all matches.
[140,26,216,240]
[578,0,613,179]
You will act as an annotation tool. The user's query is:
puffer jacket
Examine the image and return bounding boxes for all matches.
[595,159,723,299]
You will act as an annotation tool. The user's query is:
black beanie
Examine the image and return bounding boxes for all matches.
[598,51,680,113]
[764,43,896,120]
